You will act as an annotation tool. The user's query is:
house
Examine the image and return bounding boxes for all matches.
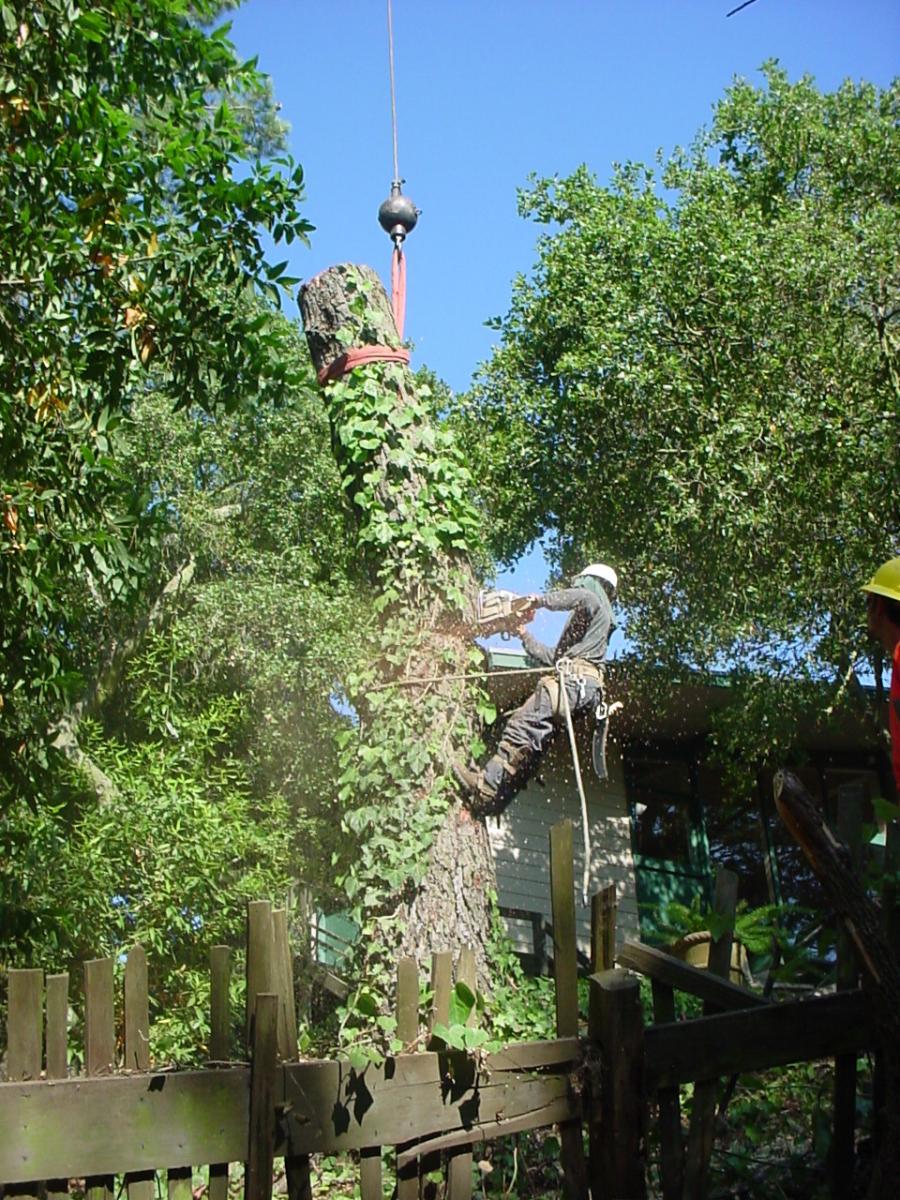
[484,647,889,967]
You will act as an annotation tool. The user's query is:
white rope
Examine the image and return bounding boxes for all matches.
[556,660,593,907]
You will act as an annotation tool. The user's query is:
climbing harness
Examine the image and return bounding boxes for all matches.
[377,0,418,339]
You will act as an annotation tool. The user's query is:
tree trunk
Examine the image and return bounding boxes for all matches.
[300,263,496,982]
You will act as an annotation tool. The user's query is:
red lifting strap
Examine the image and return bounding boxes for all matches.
[318,345,410,385]
[391,244,406,338]
[318,246,410,384]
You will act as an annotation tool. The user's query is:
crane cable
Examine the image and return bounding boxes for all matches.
[387,0,400,187]
[378,0,417,339]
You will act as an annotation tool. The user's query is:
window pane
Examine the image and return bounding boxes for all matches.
[629,758,693,865]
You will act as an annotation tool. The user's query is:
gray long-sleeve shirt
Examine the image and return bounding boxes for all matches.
[520,587,614,669]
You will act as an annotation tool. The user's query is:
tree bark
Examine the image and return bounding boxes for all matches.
[774,770,900,1200]
[300,263,496,981]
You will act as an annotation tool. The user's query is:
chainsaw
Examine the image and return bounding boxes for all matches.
[474,589,535,638]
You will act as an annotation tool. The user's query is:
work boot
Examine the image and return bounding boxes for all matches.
[453,760,498,799]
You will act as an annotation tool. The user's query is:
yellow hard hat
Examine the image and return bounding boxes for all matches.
[862,556,900,603]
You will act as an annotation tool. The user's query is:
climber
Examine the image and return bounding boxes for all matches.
[454,563,618,813]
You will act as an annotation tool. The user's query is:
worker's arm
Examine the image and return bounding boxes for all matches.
[538,587,602,615]
[520,627,555,665]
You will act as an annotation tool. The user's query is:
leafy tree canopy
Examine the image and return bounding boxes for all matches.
[0,0,311,783]
[458,65,899,763]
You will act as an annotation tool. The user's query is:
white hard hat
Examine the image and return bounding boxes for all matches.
[578,563,618,592]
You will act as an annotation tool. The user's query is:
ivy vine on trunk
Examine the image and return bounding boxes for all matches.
[301,264,498,1008]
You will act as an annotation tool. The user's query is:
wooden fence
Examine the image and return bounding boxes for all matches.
[1,814,890,1200]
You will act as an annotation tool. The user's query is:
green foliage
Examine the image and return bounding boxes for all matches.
[457,64,900,771]
[1,708,292,1062]
[0,0,311,784]
[651,897,784,955]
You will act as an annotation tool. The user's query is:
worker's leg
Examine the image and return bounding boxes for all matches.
[455,682,556,810]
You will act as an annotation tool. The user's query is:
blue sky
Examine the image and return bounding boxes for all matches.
[227,1,897,630]
[229,0,897,393]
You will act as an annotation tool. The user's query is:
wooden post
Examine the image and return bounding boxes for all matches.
[550,820,588,1200]
[446,948,477,1200]
[832,787,863,1198]
[651,979,684,1200]
[683,868,738,1200]
[45,971,69,1200]
[246,992,278,1200]
[591,884,617,973]
[396,955,420,1200]
[588,969,647,1199]
[85,957,115,1200]
[246,901,275,1050]
[209,945,232,1200]
[123,946,155,1200]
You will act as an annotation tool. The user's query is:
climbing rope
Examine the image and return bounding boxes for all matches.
[556,659,594,908]
[366,664,550,692]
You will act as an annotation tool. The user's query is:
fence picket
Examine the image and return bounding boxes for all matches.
[7,968,42,1081]
[84,958,115,1200]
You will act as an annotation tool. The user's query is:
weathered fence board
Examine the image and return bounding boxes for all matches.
[7,969,43,1082]
[0,1042,580,1184]
[617,940,767,1010]
[285,1051,580,1152]
[645,989,874,1088]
